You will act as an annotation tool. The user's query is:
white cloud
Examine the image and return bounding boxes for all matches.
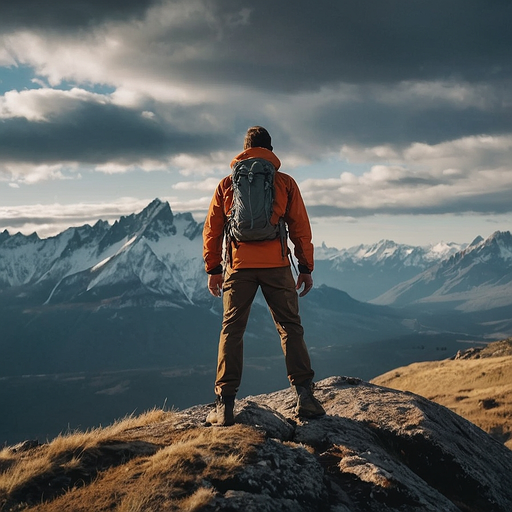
[0,162,70,184]
[342,134,512,174]
[172,177,219,192]
[0,87,108,121]
[170,152,232,177]
[302,135,512,215]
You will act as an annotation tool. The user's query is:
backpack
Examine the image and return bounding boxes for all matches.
[227,157,280,242]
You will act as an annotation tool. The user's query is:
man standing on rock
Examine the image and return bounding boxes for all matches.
[203,126,325,426]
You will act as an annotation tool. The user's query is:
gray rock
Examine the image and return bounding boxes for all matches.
[176,376,512,512]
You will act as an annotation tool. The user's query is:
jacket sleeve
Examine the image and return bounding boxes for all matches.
[284,178,314,272]
[203,181,227,274]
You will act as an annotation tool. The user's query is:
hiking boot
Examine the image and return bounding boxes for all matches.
[294,380,326,418]
[206,394,236,426]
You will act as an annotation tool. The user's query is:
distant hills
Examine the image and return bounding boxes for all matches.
[314,231,512,317]
[371,231,512,312]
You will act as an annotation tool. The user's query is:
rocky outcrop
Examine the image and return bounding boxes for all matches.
[3,376,512,511]
[179,376,512,511]
[453,338,512,359]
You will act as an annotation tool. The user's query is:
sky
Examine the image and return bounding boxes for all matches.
[1,0,512,249]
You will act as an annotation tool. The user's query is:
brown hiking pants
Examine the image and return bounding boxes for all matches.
[214,266,315,396]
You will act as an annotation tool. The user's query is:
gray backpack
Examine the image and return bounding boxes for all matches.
[227,157,280,242]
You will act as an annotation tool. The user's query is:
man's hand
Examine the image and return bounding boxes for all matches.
[208,273,223,297]
[296,273,313,297]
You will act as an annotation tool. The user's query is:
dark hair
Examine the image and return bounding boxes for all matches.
[243,126,273,151]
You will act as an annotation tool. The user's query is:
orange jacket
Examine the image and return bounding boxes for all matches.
[203,147,314,273]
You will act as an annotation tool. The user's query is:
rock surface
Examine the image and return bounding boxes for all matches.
[179,376,512,511]
[3,376,512,511]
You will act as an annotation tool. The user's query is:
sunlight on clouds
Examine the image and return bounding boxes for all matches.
[0,87,108,121]
[0,162,70,184]
[3,4,220,105]
[170,152,232,177]
[94,159,170,174]
[374,80,499,109]
[0,47,16,66]
[166,196,212,214]
[172,177,219,192]
[4,31,106,87]
[302,134,512,216]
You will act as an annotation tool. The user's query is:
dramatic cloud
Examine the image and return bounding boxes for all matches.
[1,0,512,243]
[0,0,158,32]
[303,135,512,216]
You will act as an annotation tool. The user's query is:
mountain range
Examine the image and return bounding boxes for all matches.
[372,231,512,312]
[314,238,466,302]
[0,199,206,306]
[1,198,511,444]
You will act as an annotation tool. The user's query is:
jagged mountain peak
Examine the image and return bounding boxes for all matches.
[0,229,10,244]
[97,199,173,252]
[458,230,512,261]
[485,230,512,247]
[469,235,484,247]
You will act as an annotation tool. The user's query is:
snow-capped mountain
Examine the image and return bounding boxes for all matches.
[314,239,466,301]
[3,201,511,447]
[372,231,512,312]
[0,199,206,306]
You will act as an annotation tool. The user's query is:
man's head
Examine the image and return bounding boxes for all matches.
[244,126,273,151]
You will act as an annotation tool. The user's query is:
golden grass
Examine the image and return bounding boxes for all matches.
[0,409,264,512]
[372,355,512,449]
[0,408,174,499]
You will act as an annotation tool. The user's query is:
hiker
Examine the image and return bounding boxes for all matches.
[202,126,325,426]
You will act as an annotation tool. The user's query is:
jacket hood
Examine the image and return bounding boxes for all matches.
[230,147,281,171]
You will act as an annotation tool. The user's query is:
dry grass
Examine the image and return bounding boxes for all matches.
[372,354,512,449]
[0,409,172,498]
[0,409,264,512]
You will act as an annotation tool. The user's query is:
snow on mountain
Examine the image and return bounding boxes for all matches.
[316,239,465,266]
[372,231,512,311]
[0,199,206,306]
[1,200,509,314]
[314,239,466,302]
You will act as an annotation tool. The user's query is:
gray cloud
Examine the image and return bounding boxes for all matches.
[0,99,231,164]
[0,0,158,32]
[308,188,512,218]
[1,1,511,156]
[132,0,512,90]
[3,1,512,88]
[2,0,512,226]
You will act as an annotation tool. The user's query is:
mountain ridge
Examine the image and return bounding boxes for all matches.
[372,230,512,312]
[314,238,466,301]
